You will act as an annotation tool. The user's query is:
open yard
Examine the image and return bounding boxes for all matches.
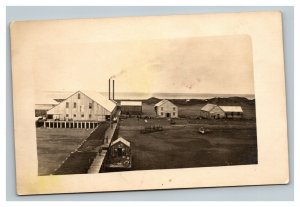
[36,128,92,175]
[118,117,257,171]
[54,122,109,175]
[37,98,257,174]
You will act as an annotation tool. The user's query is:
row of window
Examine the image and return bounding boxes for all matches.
[66,114,92,118]
[66,102,93,109]
[161,107,176,111]
[161,112,176,116]
[225,112,242,115]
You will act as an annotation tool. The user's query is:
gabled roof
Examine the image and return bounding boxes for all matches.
[120,101,142,106]
[111,137,130,147]
[47,90,116,113]
[219,106,243,112]
[201,104,218,112]
[154,99,176,107]
[81,91,116,112]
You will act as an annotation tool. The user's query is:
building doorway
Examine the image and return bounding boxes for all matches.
[117,148,123,157]
[166,113,171,118]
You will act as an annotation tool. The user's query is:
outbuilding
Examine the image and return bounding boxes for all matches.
[154,99,178,118]
[120,101,142,115]
[219,106,243,118]
[107,137,132,170]
[199,104,225,119]
[110,137,131,158]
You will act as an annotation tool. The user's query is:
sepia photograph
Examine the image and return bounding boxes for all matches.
[34,35,257,176]
[10,11,289,195]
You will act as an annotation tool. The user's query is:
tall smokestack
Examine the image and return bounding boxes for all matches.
[113,79,115,100]
[108,79,111,100]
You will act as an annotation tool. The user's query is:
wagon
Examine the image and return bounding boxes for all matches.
[198,127,212,134]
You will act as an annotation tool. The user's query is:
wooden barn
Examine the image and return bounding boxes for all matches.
[199,104,225,119]
[219,106,243,118]
[154,99,178,118]
[47,91,117,122]
[120,101,142,115]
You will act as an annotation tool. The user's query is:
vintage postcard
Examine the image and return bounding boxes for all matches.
[10,11,289,195]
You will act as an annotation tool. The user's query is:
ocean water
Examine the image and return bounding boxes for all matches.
[100,92,255,100]
[36,91,255,103]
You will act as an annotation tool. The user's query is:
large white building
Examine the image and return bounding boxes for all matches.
[47,91,117,122]
[154,99,178,118]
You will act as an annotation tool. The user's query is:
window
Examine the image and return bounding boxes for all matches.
[89,114,92,118]
[161,107,163,111]
[81,114,84,118]
[173,112,176,116]
[78,93,80,99]
[173,107,176,111]
[66,114,69,117]
[161,112,163,116]
[66,102,69,108]
[89,103,92,109]
[73,114,76,117]
[73,102,77,108]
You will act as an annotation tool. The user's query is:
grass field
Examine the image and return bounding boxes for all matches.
[54,123,109,175]
[118,117,257,171]
[36,128,92,175]
[37,99,257,174]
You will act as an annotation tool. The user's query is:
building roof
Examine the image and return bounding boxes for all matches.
[111,137,130,147]
[82,91,116,112]
[201,104,218,112]
[120,101,142,106]
[219,106,243,112]
[154,99,176,107]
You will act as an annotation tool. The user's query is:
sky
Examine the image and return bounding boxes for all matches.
[33,35,254,95]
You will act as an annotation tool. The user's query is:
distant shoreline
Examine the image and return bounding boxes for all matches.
[36,91,255,101]
[116,96,256,106]
[115,96,256,101]
[102,92,255,100]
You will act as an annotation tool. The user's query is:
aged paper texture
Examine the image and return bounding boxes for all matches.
[10,11,288,195]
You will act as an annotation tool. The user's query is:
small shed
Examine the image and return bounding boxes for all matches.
[199,104,225,119]
[154,99,178,118]
[120,101,142,115]
[219,106,243,118]
[110,137,131,158]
